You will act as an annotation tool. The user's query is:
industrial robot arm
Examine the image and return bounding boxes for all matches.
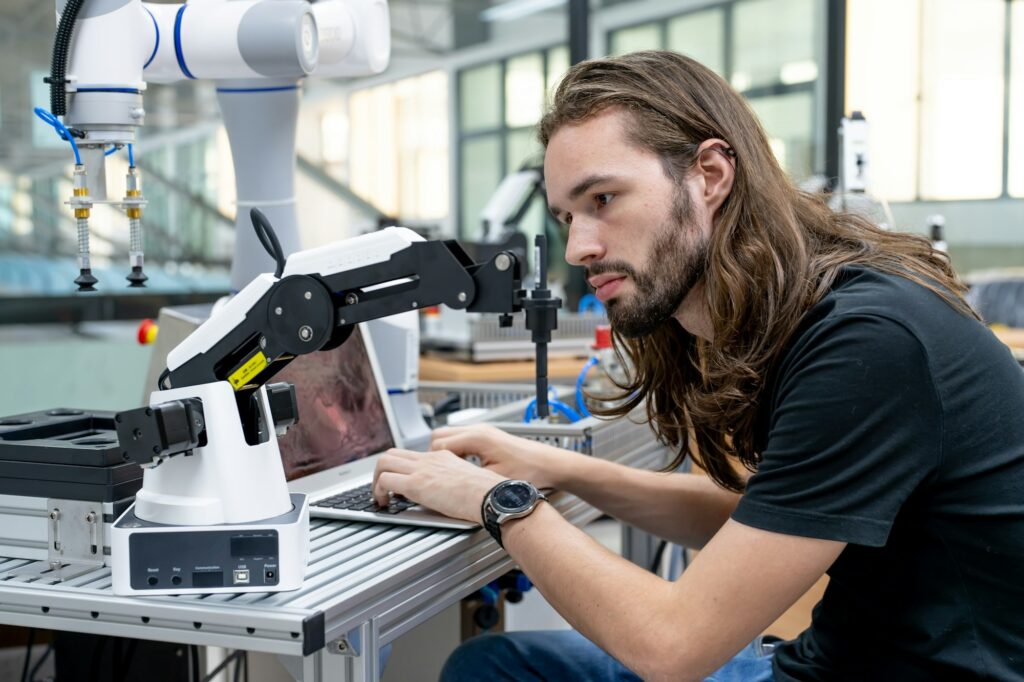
[115,217,525,468]
[49,0,389,290]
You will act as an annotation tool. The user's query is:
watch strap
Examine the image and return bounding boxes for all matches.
[483,502,504,548]
[480,484,504,547]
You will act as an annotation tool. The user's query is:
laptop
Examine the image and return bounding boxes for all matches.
[278,323,476,530]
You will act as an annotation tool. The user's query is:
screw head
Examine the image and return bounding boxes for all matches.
[299,325,313,342]
[304,291,312,300]
[275,307,283,316]
[345,293,359,305]
[259,336,268,349]
[458,291,467,302]
[495,253,512,272]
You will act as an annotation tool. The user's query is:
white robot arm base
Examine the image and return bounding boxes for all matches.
[133,381,292,526]
[111,492,308,596]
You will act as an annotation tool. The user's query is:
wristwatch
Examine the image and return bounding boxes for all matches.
[480,480,547,548]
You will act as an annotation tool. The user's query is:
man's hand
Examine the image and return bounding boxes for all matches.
[372,448,507,524]
[430,424,582,489]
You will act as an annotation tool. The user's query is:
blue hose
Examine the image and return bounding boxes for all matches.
[574,356,600,418]
[523,391,582,423]
[33,107,81,165]
[128,143,135,167]
[577,293,605,315]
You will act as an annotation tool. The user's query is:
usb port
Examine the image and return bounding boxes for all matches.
[233,569,250,584]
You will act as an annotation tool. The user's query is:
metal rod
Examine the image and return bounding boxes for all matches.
[534,234,549,420]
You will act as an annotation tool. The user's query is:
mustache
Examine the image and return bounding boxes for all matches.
[586,260,638,280]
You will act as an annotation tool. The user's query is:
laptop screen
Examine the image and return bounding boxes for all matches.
[275,325,397,481]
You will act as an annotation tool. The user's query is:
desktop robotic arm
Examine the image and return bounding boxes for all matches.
[114,218,524,515]
[107,218,525,596]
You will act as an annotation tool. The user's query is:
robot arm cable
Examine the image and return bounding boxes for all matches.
[48,0,87,116]
[250,208,286,278]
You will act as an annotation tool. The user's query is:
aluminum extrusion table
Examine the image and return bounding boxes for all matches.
[0,444,667,682]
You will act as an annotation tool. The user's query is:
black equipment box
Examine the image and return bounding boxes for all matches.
[0,408,143,501]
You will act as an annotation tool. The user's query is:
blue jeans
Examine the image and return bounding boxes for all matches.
[439,630,775,682]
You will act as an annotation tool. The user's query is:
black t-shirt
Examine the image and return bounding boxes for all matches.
[731,266,1024,681]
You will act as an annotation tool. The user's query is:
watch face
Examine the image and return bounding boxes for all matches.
[492,481,536,513]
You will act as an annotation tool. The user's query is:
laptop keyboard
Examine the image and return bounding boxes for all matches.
[312,482,417,515]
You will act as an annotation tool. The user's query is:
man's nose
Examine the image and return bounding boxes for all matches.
[564,220,604,266]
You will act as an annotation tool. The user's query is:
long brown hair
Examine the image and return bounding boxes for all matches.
[539,50,974,492]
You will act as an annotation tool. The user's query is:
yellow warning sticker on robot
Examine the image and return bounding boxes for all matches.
[228,351,268,390]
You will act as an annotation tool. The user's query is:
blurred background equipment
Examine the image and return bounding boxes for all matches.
[38,0,391,293]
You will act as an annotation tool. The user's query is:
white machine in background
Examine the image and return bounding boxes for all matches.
[109,222,527,595]
[49,0,389,290]
[478,168,544,246]
[366,312,433,450]
[838,111,870,195]
[830,110,894,229]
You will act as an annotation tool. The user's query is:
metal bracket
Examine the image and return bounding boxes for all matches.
[327,622,364,655]
[327,634,360,657]
[46,499,105,566]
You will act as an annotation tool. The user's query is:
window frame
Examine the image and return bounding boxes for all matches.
[455,46,565,239]
[604,0,825,182]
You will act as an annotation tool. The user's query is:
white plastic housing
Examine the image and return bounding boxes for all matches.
[61,0,150,91]
[110,498,309,596]
[141,2,191,83]
[134,381,293,526]
[282,226,423,278]
[166,273,277,371]
[311,0,390,77]
[143,0,317,83]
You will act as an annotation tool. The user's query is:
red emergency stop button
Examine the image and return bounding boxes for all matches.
[137,318,158,345]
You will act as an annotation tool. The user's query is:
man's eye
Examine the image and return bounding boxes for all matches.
[596,193,614,207]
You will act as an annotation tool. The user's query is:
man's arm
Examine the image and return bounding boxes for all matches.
[504,505,843,682]
[372,448,843,680]
[429,425,739,549]
[547,454,741,549]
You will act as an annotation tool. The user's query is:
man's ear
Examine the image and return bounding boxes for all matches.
[694,138,735,216]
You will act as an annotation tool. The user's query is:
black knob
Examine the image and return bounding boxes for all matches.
[473,604,500,631]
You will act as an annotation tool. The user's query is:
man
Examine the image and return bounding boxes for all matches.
[372,51,1024,680]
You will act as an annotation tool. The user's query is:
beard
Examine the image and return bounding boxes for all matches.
[588,188,708,338]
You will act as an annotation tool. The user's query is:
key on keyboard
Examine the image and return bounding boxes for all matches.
[313,483,416,515]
